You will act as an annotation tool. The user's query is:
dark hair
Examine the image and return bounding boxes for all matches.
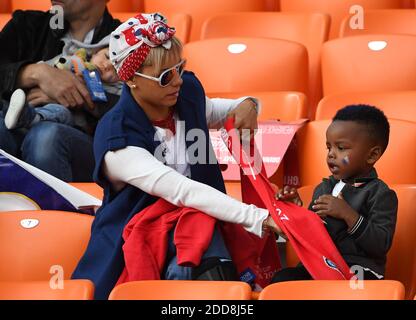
[333,104,390,152]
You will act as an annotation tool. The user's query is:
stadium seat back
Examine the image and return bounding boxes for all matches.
[11,0,142,14]
[11,0,50,11]
[201,12,330,114]
[316,91,416,123]
[0,13,11,30]
[280,0,406,39]
[386,185,416,300]
[340,9,416,38]
[0,1,11,13]
[322,35,416,96]
[258,280,405,300]
[208,91,308,122]
[143,0,267,41]
[0,210,93,281]
[109,280,252,300]
[183,38,308,95]
[0,280,94,300]
[69,182,104,200]
[107,0,135,13]
[401,0,415,8]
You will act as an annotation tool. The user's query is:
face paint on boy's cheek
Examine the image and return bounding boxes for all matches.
[342,156,350,166]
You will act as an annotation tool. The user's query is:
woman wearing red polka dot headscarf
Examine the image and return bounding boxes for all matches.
[72,12,282,299]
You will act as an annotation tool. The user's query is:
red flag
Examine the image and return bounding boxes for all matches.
[222,118,353,280]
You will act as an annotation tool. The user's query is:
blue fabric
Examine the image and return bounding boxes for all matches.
[0,152,78,211]
[71,72,227,299]
[0,115,94,182]
[36,104,74,126]
[164,226,232,280]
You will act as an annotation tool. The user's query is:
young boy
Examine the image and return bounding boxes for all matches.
[274,104,398,281]
[3,47,120,132]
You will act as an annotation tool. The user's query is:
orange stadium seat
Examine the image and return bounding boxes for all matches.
[183,38,308,95]
[0,210,93,281]
[386,185,416,300]
[0,280,94,300]
[258,280,405,300]
[69,182,104,200]
[201,12,330,117]
[296,119,416,186]
[297,185,315,208]
[143,0,268,41]
[107,0,135,13]
[401,0,415,7]
[11,0,50,11]
[225,182,242,202]
[264,0,280,11]
[316,91,416,123]
[109,280,252,300]
[112,12,192,44]
[340,10,416,38]
[0,0,11,13]
[11,1,142,13]
[208,91,308,122]
[280,0,406,39]
[321,35,416,97]
[0,13,11,30]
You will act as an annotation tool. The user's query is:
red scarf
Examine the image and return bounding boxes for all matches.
[151,107,176,135]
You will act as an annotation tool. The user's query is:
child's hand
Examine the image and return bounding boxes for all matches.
[311,193,358,224]
[276,185,303,206]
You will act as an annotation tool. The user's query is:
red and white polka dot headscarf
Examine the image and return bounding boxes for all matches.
[109,13,176,81]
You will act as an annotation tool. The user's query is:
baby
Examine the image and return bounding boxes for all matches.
[4,47,120,131]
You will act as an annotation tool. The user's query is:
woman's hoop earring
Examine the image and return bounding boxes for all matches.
[131,84,137,89]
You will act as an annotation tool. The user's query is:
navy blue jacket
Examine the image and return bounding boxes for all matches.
[71,72,226,299]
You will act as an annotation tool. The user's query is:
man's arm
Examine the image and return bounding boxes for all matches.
[17,63,94,109]
[0,11,34,99]
[0,11,93,109]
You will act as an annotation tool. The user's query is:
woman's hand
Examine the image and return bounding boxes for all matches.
[227,98,258,137]
[263,215,287,239]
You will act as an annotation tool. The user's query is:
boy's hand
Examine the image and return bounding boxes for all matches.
[312,193,360,228]
[276,185,303,207]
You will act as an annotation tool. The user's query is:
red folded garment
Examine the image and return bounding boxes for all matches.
[116,199,217,285]
[116,197,280,290]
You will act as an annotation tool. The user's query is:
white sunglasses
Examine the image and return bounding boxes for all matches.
[135,59,186,87]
